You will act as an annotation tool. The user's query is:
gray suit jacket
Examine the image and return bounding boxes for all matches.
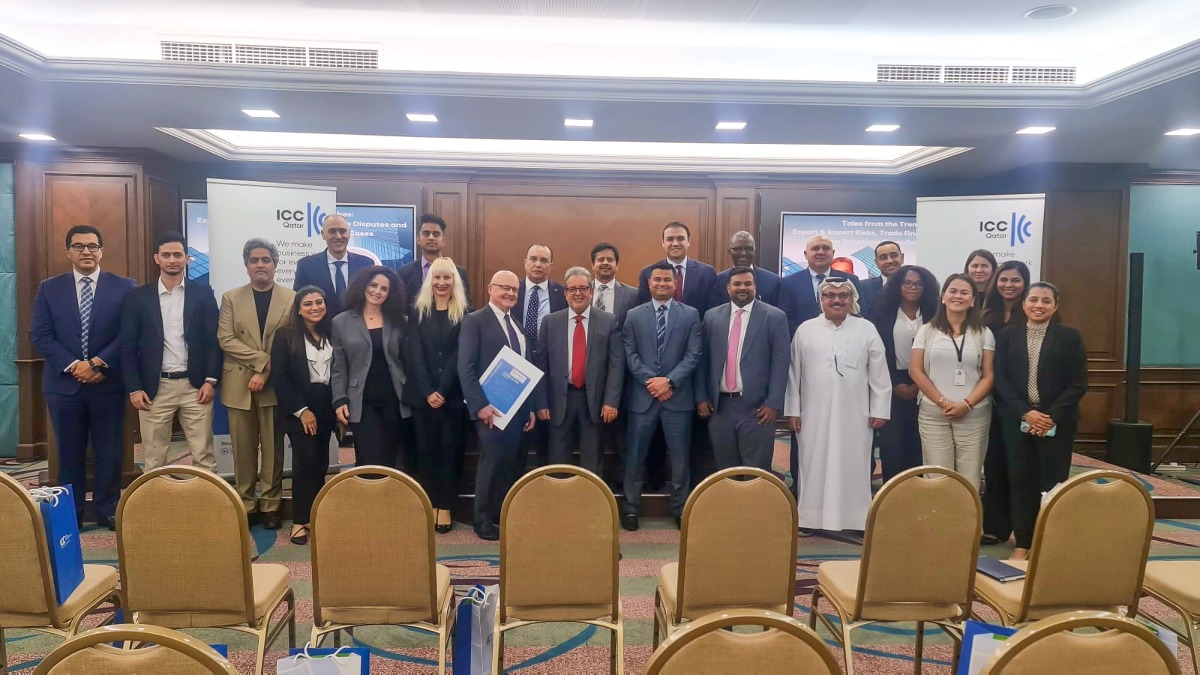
[535,308,625,425]
[596,280,639,327]
[330,310,411,423]
[696,301,791,414]
[622,301,702,414]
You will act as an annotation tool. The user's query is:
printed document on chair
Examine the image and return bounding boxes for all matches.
[480,345,543,430]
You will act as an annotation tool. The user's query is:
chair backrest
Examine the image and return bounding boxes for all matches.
[0,473,60,625]
[644,609,840,675]
[500,465,619,620]
[34,624,239,674]
[980,611,1181,674]
[116,467,255,622]
[677,468,797,621]
[311,467,438,623]
[856,467,982,619]
[1023,470,1153,620]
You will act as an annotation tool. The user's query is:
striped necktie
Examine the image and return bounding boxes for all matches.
[656,304,668,358]
[79,276,94,358]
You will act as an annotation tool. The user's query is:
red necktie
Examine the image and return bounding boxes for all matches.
[571,315,586,389]
[673,264,684,302]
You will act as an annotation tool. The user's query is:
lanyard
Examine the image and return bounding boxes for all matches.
[950,332,966,364]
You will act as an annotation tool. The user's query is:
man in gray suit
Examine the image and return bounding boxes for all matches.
[590,242,639,327]
[534,267,624,473]
[696,267,791,472]
[622,261,703,530]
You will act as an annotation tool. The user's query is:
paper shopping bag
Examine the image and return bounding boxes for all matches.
[958,620,1017,675]
[278,646,369,674]
[454,584,497,674]
[31,486,85,605]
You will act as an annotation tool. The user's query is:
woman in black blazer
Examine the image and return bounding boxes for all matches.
[993,281,1088,559]
[271,286,336,545]
[870,265,940,483]
[402,257,469,533]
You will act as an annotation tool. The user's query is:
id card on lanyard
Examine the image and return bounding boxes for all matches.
[951,333,967,386]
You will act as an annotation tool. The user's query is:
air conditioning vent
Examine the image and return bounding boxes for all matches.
[161,41,233,64]
[877,64,1076,85]
[159,41,380,69]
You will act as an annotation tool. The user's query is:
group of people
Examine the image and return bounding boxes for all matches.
[31,215,1086,556]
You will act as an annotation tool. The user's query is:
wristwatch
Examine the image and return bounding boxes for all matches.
[87,358,108,374]
[667,379,677,390]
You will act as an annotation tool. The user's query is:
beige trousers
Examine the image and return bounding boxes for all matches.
[139,377,216,472]
[918,399,992,491]
[228,394,283,514]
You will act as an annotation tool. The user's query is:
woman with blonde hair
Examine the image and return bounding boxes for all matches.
[402,257,470,532]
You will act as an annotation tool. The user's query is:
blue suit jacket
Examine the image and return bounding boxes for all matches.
[637,258,720,318]
[292,250,374,317]
[695,301,791,413]
[32,270,136,395]
[457,306,544,417]
[857,276,885,322]
[622,301,703,413]
[713,266,782,308]
[778,268,861,337]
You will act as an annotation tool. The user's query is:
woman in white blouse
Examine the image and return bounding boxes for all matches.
[869,265,940,483]
[910,273,996,490]
[271,286,336,545]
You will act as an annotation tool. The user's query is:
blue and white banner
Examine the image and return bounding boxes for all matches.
[336,203,416,268]
[916,194,1045,285]
[780,213,917,279]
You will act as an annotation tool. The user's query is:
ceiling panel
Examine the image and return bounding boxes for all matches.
[638,0,760,22]
[747,0,868,25]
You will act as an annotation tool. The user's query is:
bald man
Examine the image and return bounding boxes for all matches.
[292,214,374,316]
[778,235,861,336]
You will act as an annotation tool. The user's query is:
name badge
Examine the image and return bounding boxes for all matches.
[954,368,966,386]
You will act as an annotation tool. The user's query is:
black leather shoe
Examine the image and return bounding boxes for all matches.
[262,512,282,530]
[475,523,500,541]
[673,516,682,529]
[289,527,309,546]
[96,516,116,531]
[621,513,639,531]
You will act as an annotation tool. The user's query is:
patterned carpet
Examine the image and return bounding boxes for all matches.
[4,449,1200,673]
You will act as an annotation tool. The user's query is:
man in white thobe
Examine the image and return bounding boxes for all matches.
[785,278,891,533]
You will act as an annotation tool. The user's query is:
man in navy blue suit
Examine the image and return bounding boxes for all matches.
[622,262,703,531]
[516,244,566,467]
[857,240,905,320]
[637,222,719,318]
[458,270,539,541]
[778,235,861,337]
[292,214,373,317]
[31,225,136,529]
[713,230,781,308]
[396,213,472,309]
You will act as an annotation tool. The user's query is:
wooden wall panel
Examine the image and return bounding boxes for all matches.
[713,186,757,270]
[425,181,470,270]
[147,177,181,283]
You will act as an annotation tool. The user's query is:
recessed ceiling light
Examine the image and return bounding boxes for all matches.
[715,121,747,130]
[1024,4,1077,21]
[564,118,594,128]
[406,113,438,123]
[1015,126,1056,135]
[241,109,280,118]
[1164,128,1200,136]
[18,133,55,141]
[866,124,901,132]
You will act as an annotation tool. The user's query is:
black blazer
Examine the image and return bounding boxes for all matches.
[292,250,374,317]
[397,259,473,310]
[402,307,464,408]
[270,328,336,430]
[119,280,221,399]
[993,322,1088,427]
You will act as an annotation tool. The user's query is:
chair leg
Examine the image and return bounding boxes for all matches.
[333,629,341,648]
[1186,614,1199,673]
[254,625,269,675]
[610,623,625,675]
[652,589,662,649]
[841,622,856,675]
[914,621,924,674]
[808,587,823,630]
[2,625,8,675]
[492,627,504,675]
[438,624,448,675]
[288,597,297,649]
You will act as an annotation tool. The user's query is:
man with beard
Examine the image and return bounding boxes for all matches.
[858,240,905,320]
[398,213,472,309]
[696,268,790,472]
[785,278,890,536]
[713,231,781,307]
[590,242,639,327]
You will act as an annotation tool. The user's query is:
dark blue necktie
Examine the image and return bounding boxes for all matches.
[524,285,540,355]
[504,314,522,354]
[656,304,668,358]
[333,260,347,297]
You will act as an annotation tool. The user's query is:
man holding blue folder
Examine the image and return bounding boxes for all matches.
[458,271,539,541]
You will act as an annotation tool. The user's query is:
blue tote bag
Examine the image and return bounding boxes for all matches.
[30,485,85,605]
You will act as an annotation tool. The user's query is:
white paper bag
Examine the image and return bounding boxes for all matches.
[966,631,1010,675]
[277,646,363,675]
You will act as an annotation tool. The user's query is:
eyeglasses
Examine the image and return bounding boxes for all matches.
[901,281,924,289]
[490,284,519,293]
[821,292,852,301]
[69,243,102,253]
[565,286,591,295]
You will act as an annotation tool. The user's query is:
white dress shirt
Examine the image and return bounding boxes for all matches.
[294,337,333,417]
[73,268,101,307]
[593,280,614,312]
[720,301,754,393]
[327,250,349,288]
[893,307,923,370]
[566,306,590,378]
[158,279,188,373]
[488,302,527,356]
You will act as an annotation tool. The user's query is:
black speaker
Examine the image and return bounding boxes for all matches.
[1108,252,1153,472]
[1106,421,1153,473]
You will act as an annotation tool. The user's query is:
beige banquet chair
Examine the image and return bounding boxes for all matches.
[33,624,238,675]
[1141,560,1200,670]
[494,465,623,674]
[644,609,840,675]
[116,466,295,675]
[979,610,1181,674]
[0,472,121,675]
[309,466,454,674]
[654,467,798,647]
[809,466,982,675]
[971,470,1153,627]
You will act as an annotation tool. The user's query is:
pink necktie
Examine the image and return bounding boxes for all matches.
[725,308,744,391]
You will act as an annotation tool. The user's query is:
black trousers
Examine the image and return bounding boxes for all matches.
[284,418,335,525]
[1005,417,1076,549]
[353,398,403,469]
[982,408,1013,540]
[548,388,601,473]
[474,415,528,526]
[878,393,922,484]
[45,389,125,521]
[413,405,466,509]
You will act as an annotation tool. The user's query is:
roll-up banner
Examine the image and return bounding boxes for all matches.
[915,194,1045,285]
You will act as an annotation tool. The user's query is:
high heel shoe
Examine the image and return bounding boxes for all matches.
[290,525,309,546]
[435,509,453,534]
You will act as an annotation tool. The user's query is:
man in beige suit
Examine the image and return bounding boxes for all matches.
[218,238,295,529]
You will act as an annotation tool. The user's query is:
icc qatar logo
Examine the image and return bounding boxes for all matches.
[978,212,1035,247]
[275,204,329,236]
